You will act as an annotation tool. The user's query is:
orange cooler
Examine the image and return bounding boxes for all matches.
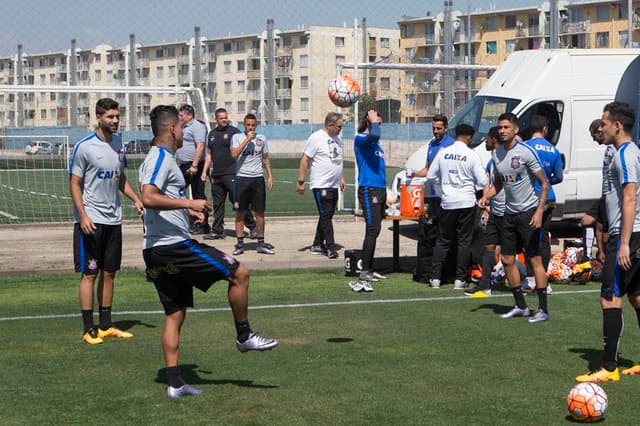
[399,178,425,217]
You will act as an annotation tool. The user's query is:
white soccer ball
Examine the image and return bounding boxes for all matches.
[328,75,361,108]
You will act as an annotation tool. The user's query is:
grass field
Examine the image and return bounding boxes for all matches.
[0,158,401,224]
[1,268,639,424]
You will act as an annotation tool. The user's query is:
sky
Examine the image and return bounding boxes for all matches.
[0,0,543,57]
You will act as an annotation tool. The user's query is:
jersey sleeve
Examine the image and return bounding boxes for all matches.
[472,152,488,187]
[619,144,640,184]
[140,152,170,191]
[524,145,543,174]
[69,144,87,177]
[425,153,440,183]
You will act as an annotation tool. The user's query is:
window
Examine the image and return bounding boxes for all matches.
[299,35,308,45]
[224,101,232,111]
[156,48,164,58]
[335,56,345,65]
[619,4,628,19]
[619,31,629,48]
[300,54,308,68]
[224,61,232,73]
[505,39,516,54]
[335,37,345,47]
[486,17,497,31]
[300,75,309,89]
[181,46,189,55]
[235,41,245,52]
[405,47,414,61]
[596,6,609,21]
[380,77,390,90]
[224,81,232,94]
[300,97,309,111]
[167,47,175,57]
[39,74,46,84]
[156,66,164,78]
[50,93,56,101]
[380,38,390,48]
[504,15,516,29]
[38,58,45,67]
[571,9,583,22]
[94,53,101,63]
[168,65,176,77]
[486,41,497,55]
[283,37,292,47]
[94,70,101,81]
[49,73,55,84]
[596,32,609,48]
[403,24,414,38]
[237,80,245,93]
[237,101,245,113]
[223,42,232,52]
[237,60,245,72]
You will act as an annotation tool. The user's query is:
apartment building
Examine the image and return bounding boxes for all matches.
[0,25,400,129]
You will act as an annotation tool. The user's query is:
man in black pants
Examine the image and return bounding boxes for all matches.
[202,108,255,240]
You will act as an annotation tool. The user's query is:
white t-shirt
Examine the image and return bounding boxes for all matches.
[303,128,343,189]
[231,132,269,178]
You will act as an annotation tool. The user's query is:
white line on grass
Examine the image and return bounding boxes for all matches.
[0,289,601,322]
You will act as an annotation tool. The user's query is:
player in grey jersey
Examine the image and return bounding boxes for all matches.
[577,102,640,382]
[479,112,551,323]
[140,105,277,399]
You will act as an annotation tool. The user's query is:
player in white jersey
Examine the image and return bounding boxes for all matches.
[140,105,277,399]
[577,102,640,382]
[69,98,143,345]
[479,112,551,323]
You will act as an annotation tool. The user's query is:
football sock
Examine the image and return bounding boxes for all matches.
[583,227,595,259]
[235,320,251,343]
[511,287,527,310]
[81,310,94,333]
[603,308,623,372]
[479,250,495,290]
[166,366,185,388]
[536,288,548,313]
[237,237,244,246]
[258,237,264,245]
[98,306,112,330]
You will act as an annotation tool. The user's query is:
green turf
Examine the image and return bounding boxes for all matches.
[0,158,401,224]
[0,269,638,424]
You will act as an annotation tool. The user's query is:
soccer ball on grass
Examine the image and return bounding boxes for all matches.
[328,75,361,107]
[567,382,608,422]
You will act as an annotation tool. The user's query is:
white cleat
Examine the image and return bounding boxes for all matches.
[167,384,204,399]
[236,332,279,353]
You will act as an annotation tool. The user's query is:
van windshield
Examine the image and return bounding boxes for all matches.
[448,95,520,148]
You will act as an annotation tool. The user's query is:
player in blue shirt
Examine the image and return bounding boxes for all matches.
[353,110,385,290]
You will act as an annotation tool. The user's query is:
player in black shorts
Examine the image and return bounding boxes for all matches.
[139,105,277,399]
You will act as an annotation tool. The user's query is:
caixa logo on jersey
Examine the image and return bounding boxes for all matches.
[97,169,121,180]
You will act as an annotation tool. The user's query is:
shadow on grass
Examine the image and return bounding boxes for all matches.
[156,364,279,389]
[326,337,354,343]
[469,303,513,315]
[568,347,635,372]
[564,414,605,423]
[297,244,345,252]
[113,319,156,332]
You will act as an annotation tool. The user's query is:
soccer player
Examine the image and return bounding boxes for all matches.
[296,112,346,259]
[465,127,504,297]
[576,102,640,382]
[139,105,278,399]
[201,108,256,240]
[426,124,487,289]
[175,104,209,235]
[230,113,275,255]
[69,98,144,345]
[523,114,563,293]
[353,109,385,291]
[411,115,455,285]
[478,112,551,323]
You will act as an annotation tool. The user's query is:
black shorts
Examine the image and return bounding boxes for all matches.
[73,223,122,274]
[585,196,608,230]
[483,214,504,246]
[501,208,543,257]
[601,232,640,299]
[143,239,241,315]
[234,177,266,212]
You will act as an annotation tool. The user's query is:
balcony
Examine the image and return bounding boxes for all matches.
[247,68,260,79]
[414,105,440,117]
[277,109,292,120]
[410,57,440,65]
[177,55,189,65]
[138,57,150,66]
[276,46,292,57]
[247,89,261,99]
[561,20,591,35]
[202,52,216,62]
[413,81,441,93]
[275,66,292,77]
[248,47,261,58]
[202,71,216,81]
[368,39,377,54]
[178,74,190,85]
[277,88,292,98]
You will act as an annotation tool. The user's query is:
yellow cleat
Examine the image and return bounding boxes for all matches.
[622,365,640,375]
[83,329,104,345]
[576,367,620,383]
[98,327,133,339]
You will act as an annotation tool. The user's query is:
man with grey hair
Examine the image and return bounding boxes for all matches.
[297,112,346,259]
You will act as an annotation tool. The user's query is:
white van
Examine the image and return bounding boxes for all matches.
[400,48,640,221]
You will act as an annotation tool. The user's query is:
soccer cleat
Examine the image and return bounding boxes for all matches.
[359,271,379,282]
[349,281,364,292]
[257,243,275,255]
[236,332,278,353]
[464,287,491,298]
[372,272,387,280]
[203,233,225,240]
[576,367,620,383]
[232,244,245,255]
[429,278,441,288]
[327,250,339,259]
[500,306,531,319]
[622,365,640,375]
[527,309,550,323]
[362,281,374,292]
[547,284,553,294]
[98,326,134,339]
[453,280,468,290]
[310,245,327,255]
[166,384,204,399]
[83,328,104,345]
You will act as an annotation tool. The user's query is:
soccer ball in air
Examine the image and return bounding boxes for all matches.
[328,75,361,107]
[567,383,608,422]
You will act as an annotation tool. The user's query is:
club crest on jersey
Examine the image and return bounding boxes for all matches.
[510,156,521,169]
[223,134,228,139]
[321,189,328,197]
[88,259,98,271]
[372,196,379,204]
